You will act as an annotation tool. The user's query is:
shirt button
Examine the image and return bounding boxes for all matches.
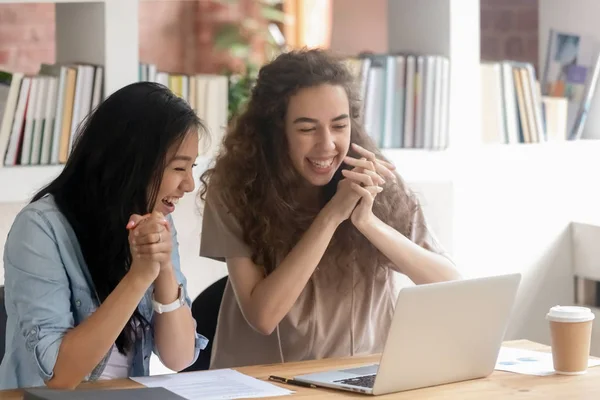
[75,300,81,307]
[30,329,36,334]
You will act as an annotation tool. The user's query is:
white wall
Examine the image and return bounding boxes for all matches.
[449,142,600,354]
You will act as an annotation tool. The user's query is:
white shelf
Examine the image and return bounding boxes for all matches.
[381,148,453,182]
[0,165,63,203]
[384,139,600,183]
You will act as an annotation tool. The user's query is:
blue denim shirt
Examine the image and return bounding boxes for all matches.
[0,195,208,390]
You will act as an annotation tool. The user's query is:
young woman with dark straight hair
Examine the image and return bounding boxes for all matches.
[0,82,208,390]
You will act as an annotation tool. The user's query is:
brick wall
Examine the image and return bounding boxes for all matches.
[0,1,259,76]
[0,4,55,74]
[480,0,539,72]
[1,1,540,76]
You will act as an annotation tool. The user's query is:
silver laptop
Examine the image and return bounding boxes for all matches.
[294,273,521,395]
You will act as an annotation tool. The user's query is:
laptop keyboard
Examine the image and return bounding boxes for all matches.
[334,374,376,388]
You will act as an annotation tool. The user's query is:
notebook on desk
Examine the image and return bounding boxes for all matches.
[293,273,522,396]
[23,387,186,400]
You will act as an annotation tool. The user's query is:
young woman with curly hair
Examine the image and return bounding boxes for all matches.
[198,49,461,369]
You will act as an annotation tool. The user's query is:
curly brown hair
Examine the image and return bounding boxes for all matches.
[199,48,422,275]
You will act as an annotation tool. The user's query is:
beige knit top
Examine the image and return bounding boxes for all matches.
[199,188,448,369]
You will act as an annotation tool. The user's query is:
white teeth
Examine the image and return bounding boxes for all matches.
[309,158,334,168]
[163,197,180,205]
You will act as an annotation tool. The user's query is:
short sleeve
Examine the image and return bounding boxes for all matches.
[199,187,251,261]
[152,215,208,365]
[409,201,452,261]
[3,209,74,382]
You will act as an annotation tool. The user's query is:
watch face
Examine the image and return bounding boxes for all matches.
[178,283,185,302]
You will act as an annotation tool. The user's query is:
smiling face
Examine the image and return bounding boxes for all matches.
[153,129,199,215]
[284,84,351,187]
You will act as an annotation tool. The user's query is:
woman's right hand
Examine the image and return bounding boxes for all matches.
[323,155,386,225]
[323,178,362,224]
[125,212,170,283]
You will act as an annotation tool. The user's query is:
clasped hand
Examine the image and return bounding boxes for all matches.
[333,143,396,227]
[126,211,172,280]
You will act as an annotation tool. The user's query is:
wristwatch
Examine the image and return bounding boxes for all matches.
[152,283,185,314]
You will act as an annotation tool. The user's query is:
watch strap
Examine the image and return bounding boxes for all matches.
[152,283,185,314]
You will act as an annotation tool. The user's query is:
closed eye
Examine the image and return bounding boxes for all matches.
[333,124,347,130]
[174,163,197,172]
[299,127,316,133]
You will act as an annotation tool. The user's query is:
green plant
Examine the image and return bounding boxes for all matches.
[212,0,287,121]
[214,0,286,62]
[225,61,258,122]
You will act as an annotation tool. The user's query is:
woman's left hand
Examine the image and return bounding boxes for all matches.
[127,211,173,272]
[350,143,397,182]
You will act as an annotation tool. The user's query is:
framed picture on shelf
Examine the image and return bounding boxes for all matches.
[542,29,600,139]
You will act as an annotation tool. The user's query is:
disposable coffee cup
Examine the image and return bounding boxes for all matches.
[546,305,595,375]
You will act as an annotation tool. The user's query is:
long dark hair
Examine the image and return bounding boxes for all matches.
[33,82,204,354]
[199,49,419,276]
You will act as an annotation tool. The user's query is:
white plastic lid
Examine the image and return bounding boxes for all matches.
[546,306,595,323]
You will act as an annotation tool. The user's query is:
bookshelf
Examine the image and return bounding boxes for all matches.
[2,0,595,203]
[1,0,470,202]
[386,0,481,149]
[0,0,139,202]
[0,0,139,96]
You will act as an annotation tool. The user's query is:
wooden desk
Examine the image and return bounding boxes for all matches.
[1,340,599,399]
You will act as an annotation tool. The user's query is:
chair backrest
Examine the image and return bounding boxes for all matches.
[182,276,228,372]
[0,286,6,363]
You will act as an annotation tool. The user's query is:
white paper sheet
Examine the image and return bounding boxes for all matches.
[495,346,600,376]
[131,369,294,400]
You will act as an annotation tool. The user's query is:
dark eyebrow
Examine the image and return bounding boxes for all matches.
[169,155,194,163]
[293,114,349,124]
[293,117,318,124]
[332,114,349,122]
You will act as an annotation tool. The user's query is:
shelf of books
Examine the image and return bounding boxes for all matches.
[5,0,598,202]
[480,58,600,146]
[0,0,476,202]
[347,53,450,151]
[0,60,229,203]
[0,0,139,202]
